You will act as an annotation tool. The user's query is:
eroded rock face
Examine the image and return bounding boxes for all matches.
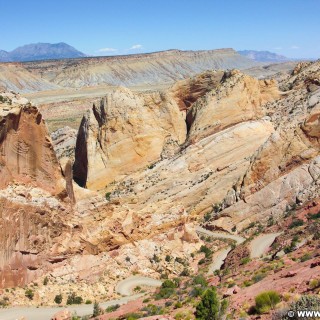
[73,70,279,190]
[207,61,320,231]
[0,92,64,194]
[73,88,186,189]
[0,92,74,288]
[186,70,279,143]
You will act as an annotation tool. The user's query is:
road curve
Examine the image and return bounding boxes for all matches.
[195,226,246,244]
[250,232,282,258]
[115,275,162,296]
[207,247,232,275]
[0,294,144,320]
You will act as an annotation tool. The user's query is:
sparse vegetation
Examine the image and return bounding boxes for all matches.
[254,290,280,314]
[105,192,111,201]
[43,276,49,285]
[25,288,34,300]
[66,292,83,305]
[54,294,63,304]
[289,219,304,229]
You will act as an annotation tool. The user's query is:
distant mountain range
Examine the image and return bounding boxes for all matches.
[0,42,86,62]
[0,42,295,64]
[238,50,290,62]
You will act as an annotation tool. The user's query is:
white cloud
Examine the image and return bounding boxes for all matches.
[130,44,143,50]
[97,47,118,53]
[290,45,300,50]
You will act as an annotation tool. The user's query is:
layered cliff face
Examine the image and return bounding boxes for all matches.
[73,87,186,189]
[0,92,74,288]
[74,70,279,190]
[205,61,320,232]
[0,92,65,194]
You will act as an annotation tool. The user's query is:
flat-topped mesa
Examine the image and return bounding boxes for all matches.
[0,91,65,195]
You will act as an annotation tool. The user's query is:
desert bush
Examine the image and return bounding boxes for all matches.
[254,290,280,314]
[141,304,164,316]
[43,276,49,285]
[279,295,320,319]
[66,292,83,305]
[240,257,251,265]
[309,279,320,289]
[54,294,63,304]
[93,301,101,317]
[25,289,34,300]
[199,245,212,259]
[289,219,304,229]
[301,253,312,262]
[105,192,111,200]
[193,275,208,287]
[252,273,267,283]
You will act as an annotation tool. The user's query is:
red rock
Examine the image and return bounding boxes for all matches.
[51,309,72,320]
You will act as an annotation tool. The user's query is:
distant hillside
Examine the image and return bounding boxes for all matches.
[23,48,258,89]
[0,42,86,62]
[238,50,290,62]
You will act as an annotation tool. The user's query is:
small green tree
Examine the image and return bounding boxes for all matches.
[93,301,100,317]
[54,294,63,304]
[195,287,226,320]
[43,276,49,285]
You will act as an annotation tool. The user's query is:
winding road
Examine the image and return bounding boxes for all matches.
[195,226,246,244]
[0,276,163,320]
[196,226,282,274]
[115,275,162,296]
[0,294,144,320]
[250,232,282,258]
[0,228,282,319]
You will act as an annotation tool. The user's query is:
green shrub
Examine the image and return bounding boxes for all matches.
[308,212,320,220]
[106,304,120,312]
[280,295,320,319]
[193,275,208,287]
[254,291,280,314]
[301,253,312,262]
[180,268,190,276]
[195,287,227,320]
[85,299,92,304]
[162,279,176,288]
[141,304,164,316]
[105,192,111,201]
[289,219,304,229]
[66,292,83,305]
[25,289,34,300]
[43,276,49,285]
[240,257,251,265]
[54,294,63,304]
[200,245,213,259]
[198,258,206,265]
[165,255,171,262]
[252,273,266,283]
[93,301,101,317]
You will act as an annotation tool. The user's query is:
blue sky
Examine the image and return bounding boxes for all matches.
[0,0,319,58]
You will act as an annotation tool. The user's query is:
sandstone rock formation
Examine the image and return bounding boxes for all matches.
[74,70,279,190]
[0,92,75,288]
[0,92,65,194]
[73,88,186,189]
